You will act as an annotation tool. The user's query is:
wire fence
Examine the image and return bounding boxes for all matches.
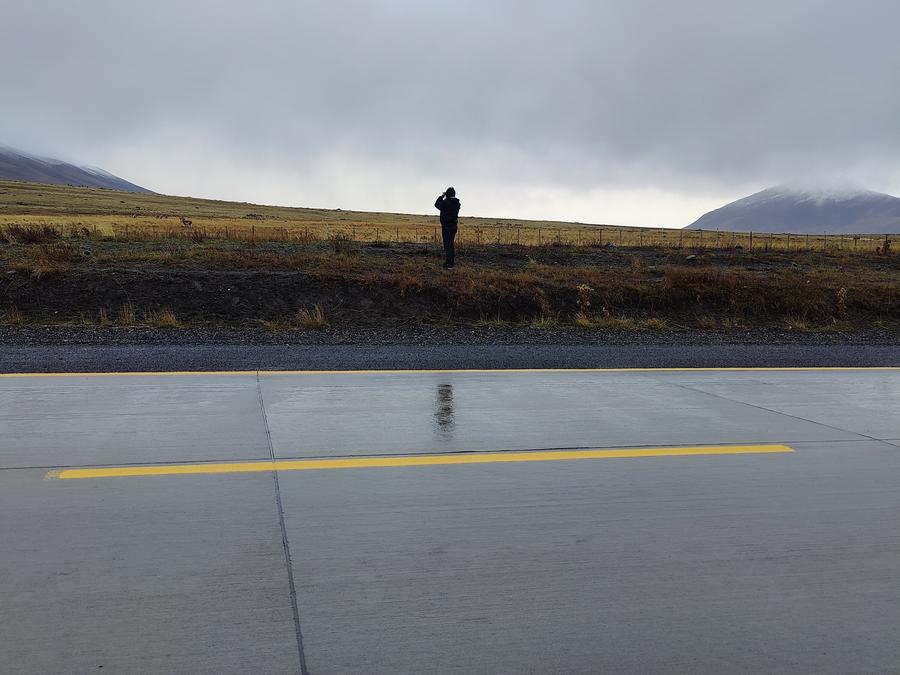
[4,217,897,253]
[113,222,897,253]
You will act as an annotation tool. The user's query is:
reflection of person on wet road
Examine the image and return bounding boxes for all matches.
[434,187,461,269]
[433,383,455,441]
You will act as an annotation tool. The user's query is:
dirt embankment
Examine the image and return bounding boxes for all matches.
[1,235,899,330]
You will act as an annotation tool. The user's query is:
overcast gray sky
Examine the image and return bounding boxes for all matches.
[3,0,900,226]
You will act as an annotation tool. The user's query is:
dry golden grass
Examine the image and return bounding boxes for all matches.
[573,313,593,328]
[294,305,327,329]
[0,307,24,325]
[529,315,558,329]
[2,179,899,331]
[117,302,136,326]
[2,180,895,252]
[11,243,75,279]
[576,315,671,331]
[144,308,181,328]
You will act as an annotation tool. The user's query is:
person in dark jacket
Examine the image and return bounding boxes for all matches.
[434,187,461,268]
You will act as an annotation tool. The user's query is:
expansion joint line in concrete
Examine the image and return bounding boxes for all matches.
[257,374,309,675]
[661,378,891,446]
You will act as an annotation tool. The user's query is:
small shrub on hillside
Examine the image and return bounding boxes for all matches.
[0,307,24,325]
[643,317,670,331]
[295,305,327,329]
[16,244,76,279]
[530,315,557,329]
[576,283,593,314]
[476,316,507,327]
[117,302,136,326]
[836,287,848,319]
[328,232,354,255]
[3,224,61,244]
[144,308,180,328]
[593,316,640,330]
[293,229,319,244]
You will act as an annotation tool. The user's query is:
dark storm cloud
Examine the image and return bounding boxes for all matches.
[3,0,900,224]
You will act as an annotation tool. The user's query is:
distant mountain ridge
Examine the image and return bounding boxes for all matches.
[0,146,151,193]
[687,186,900,234]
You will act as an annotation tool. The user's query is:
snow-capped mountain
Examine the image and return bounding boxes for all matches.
[687,186,900,234]
[0,146,151,193]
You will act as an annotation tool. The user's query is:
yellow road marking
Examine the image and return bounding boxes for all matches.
[258,367,899,375]
[46,444,794,480]
[1,367,897,378]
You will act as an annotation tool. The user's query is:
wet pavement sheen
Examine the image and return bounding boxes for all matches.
[2,368,899,673]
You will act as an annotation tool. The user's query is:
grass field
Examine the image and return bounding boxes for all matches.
[1,180,895,252]
[1,179,898,332]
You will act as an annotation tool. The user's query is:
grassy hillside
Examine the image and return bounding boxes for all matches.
[1,179,893,251]
[1,179,898,333]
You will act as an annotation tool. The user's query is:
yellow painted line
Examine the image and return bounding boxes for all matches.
[46,444,794,480]
[0,370,257,378]
[1,367,898,378]
[259,367,899,375]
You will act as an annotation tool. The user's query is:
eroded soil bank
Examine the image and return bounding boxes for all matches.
[2,237,899,330]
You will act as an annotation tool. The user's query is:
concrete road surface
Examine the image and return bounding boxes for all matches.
[2,368,899,673]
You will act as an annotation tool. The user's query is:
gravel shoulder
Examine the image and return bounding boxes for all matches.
[1,326,898,372]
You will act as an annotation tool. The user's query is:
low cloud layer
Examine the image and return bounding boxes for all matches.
[3,0,900,226]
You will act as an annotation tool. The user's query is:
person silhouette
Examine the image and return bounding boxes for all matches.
[434,187,461,269]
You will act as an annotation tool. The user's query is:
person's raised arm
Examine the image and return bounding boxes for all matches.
[435,194,445,211]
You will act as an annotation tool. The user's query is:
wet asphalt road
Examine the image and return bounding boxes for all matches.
[2,368,900,673]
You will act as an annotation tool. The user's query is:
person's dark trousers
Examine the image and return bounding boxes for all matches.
[441,225,457,267]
